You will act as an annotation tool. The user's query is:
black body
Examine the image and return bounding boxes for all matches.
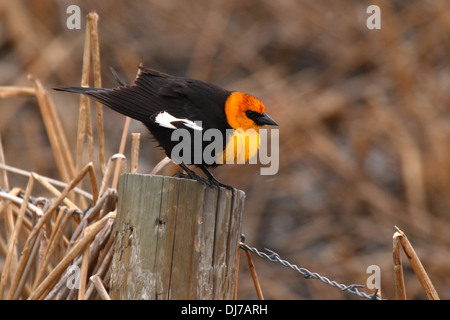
[54,67,233,167]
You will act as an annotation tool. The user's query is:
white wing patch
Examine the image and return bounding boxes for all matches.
[154,111,203,131]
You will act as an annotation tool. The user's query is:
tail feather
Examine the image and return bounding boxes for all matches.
[52,86,99,94]
[53,85,156,123]
[109,67,129,86]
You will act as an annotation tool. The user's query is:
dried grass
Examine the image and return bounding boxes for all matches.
[0,7,120,300]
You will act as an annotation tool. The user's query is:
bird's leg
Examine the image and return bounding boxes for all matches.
[198,165,235,191]
[173,163,207,183]
[172,162,194,179]
[173,163,234,191]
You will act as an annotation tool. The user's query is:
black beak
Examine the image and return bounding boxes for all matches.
[255,112,278,126]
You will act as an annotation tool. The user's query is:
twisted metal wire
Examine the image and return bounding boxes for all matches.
[240,243,381,300]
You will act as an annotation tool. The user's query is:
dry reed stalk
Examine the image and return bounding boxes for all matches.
[394,226,440,300]
[87,164,99,206]
[93,230,115,276]
[73,13,94,214]
[84,224,115,298]
[71,222,114,300]
[42,88,76,182]
[75,11,105,189]
[43,258,79,300]
[28,75,75,184]
[98,154,125,196]
[13,229,42,299]
[76,12,92,174]
[0,86,36,98]
[98,157,115,196]
[86,235,115,297]
[32,208,74,290]
[88,11,106,177]
[78,246,90,300]
[151,156,172,175]
[111,117,130,189]
[0,138,14,264]
[32,173,79,212]
[0,136,9,189]
[393,233,407,300]
[8,201,34,235]
[130,133,140,173]
[85,95,95,176]
[28,212,116,300]
[0,164,93,201]
[89,213,115,257]
[244,248,264,300]
[7,162,96,299]
[75,98,88,185]
[31,77,75,180]
[0,188,22,240]
[0,174,34,298]
[0,236,7,263]
[9,203,34,235]
[89,275,111,300]
[40,214,114,300]
[66,188,113,254]
[0,189,43,217]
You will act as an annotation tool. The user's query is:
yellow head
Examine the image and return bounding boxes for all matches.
[219,92,277,164]
[224,92,277,131]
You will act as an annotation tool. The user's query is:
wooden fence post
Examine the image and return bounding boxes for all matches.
[109,173,245,300]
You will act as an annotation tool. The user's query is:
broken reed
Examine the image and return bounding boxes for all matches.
[0,160,119,299]
[393,227,440,300]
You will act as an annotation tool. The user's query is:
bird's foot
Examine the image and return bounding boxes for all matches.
[174,163,235,191]
[172,170,234,191]
[205,176,235,191]
[172,171,193,180]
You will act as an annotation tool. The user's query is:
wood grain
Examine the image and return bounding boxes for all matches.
[110,173,245,300]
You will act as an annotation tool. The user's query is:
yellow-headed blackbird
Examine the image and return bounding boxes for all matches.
[54,67,277,189]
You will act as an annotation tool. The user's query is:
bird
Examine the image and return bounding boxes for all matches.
[54,66,278,189]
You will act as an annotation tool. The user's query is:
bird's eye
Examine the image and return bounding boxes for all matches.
[245,110,259,119]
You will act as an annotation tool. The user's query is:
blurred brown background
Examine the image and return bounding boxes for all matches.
[0,0,449,299]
